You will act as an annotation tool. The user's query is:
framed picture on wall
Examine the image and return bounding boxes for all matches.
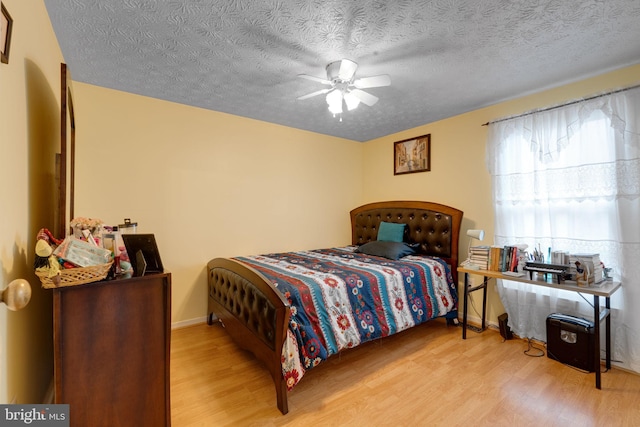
[1,2,12,64]
[394,134,431,175]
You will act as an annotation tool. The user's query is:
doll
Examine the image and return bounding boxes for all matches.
[34,229,61,278]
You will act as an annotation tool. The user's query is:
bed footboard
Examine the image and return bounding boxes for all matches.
[207,258,291,414]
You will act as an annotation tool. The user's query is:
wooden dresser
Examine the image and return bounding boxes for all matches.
[53,273,171,427]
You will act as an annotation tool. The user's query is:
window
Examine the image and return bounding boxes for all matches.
[486,86,640,373]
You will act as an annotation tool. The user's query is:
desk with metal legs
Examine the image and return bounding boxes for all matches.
[457,266,621,389]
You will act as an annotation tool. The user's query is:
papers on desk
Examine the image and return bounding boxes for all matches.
[502,271,524,277]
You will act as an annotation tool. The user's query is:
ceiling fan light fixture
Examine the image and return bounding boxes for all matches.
[298,59,390,118]
[326,59,357,82]
[326,89,343,115]
[343,91,360,111]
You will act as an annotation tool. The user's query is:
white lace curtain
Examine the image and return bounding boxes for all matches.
[485,86,640,374]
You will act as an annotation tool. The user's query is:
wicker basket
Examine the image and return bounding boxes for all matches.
[37,262,113,289]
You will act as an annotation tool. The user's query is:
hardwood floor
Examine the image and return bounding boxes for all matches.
[170,320,640,426]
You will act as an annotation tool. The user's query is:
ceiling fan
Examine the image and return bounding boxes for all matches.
[297,59,391,115]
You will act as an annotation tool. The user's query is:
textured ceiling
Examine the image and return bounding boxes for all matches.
[45,0,640,142]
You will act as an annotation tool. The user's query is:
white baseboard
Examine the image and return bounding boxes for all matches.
[171,316,208,330]
[461,313,499,331]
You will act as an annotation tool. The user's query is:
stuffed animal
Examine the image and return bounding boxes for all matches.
[34,229,61,278]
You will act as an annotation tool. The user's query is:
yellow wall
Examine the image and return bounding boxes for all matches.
[363,64,640,325]
[72,83,363,324]
[0,0,63,404]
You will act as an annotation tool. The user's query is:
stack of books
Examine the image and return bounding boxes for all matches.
[486,245,522,272]
[569,253,604,285]
[551,250,570,265]
[468,246,490,269]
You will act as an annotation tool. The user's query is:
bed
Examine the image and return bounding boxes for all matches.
[207,200,463,414]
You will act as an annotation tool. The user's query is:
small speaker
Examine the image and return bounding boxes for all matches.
[498,313,513,340]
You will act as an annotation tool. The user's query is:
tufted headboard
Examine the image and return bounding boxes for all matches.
[350,201,463,283]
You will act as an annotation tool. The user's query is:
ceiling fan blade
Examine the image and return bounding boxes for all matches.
[349,89,379,107]
[343,92,361,111]
[338,59,358,81]
[297,88,331,100]
[353,74,391,89]
[297,74,331,85]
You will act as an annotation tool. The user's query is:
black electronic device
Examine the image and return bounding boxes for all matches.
[498,313,513,340]
[546,313,595,372]
[524,262,570,283]
[122,233,164,277]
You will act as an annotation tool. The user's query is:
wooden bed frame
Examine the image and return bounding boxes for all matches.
[207,200,463,414]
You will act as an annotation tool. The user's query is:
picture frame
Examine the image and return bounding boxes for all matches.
[122,234,165,277]
[394,134,431,175]
[1,2,12,64]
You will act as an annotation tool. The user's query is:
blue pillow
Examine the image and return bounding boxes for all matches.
[377,221,406,242]
[355,241,416,260]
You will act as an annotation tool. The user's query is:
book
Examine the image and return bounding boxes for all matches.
[503,245,517,272]
[469,246,490,269]
[488,246,503,271]
[510,247,518,272]
[569,253,604,284]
